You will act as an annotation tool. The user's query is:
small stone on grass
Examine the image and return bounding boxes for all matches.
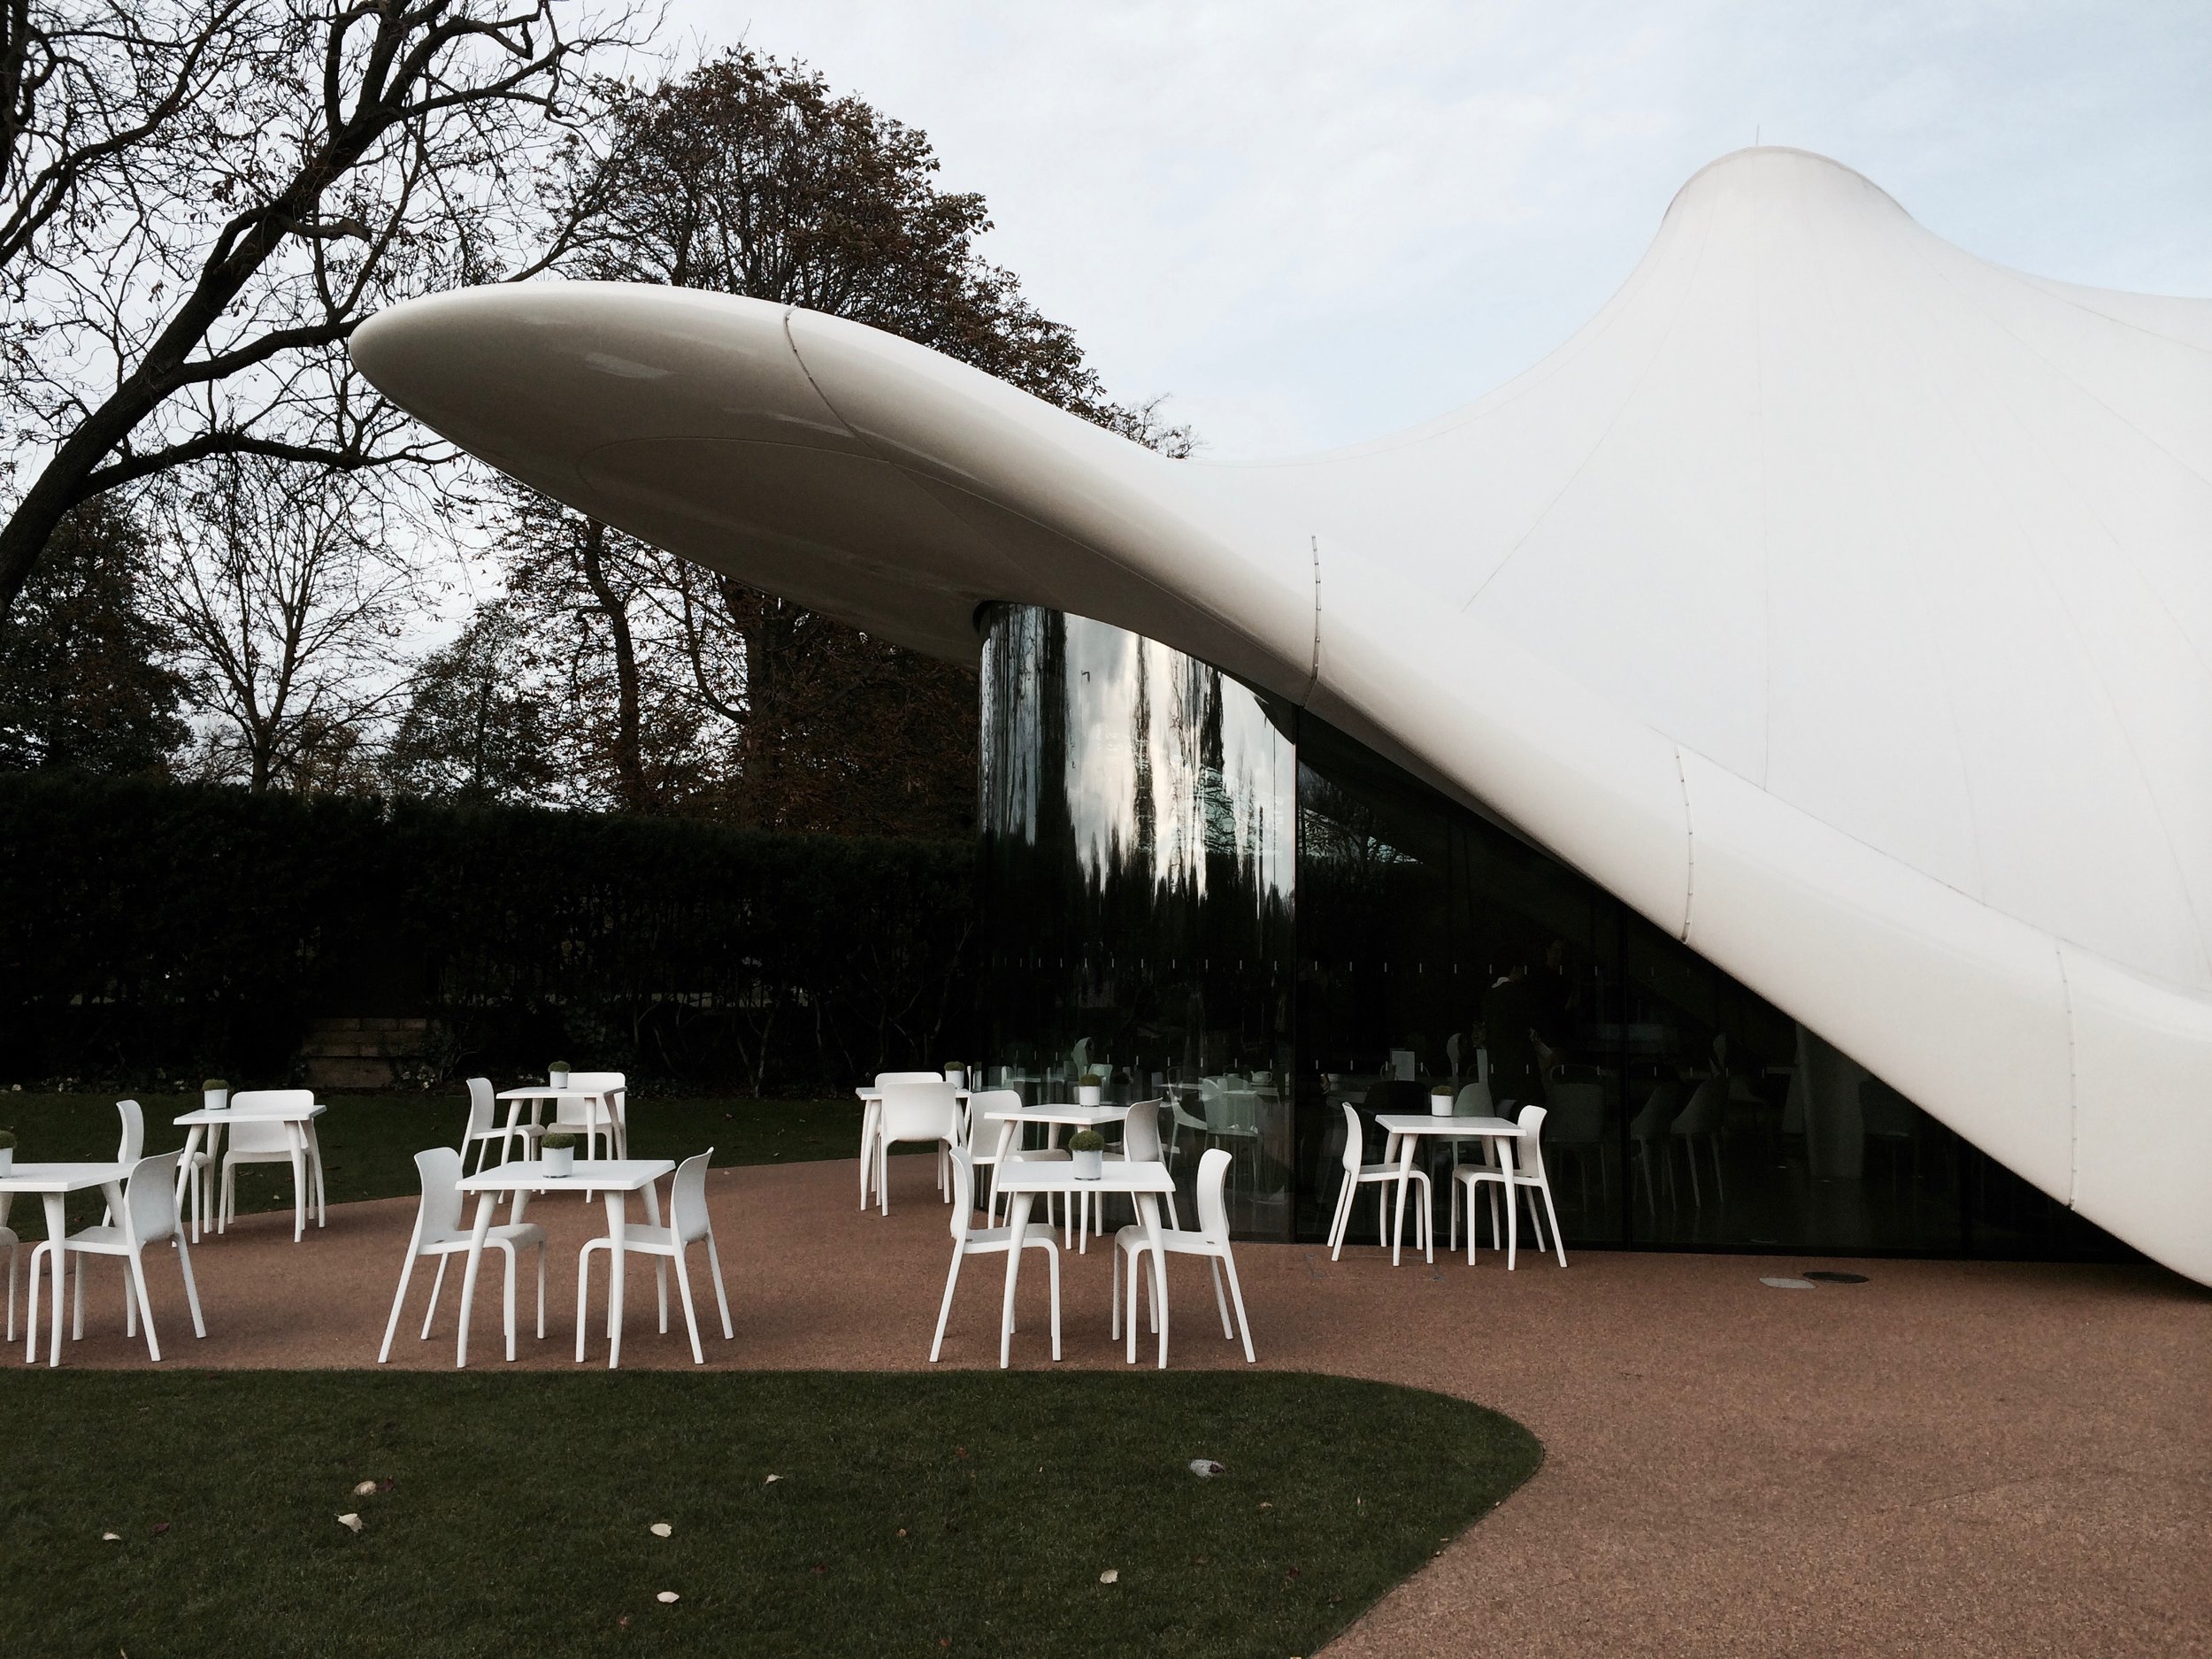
[1099,1569,1119,1585]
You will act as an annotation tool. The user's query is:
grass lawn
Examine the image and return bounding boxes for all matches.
[0,1090,864,1238]
[0,1368,1540,1659]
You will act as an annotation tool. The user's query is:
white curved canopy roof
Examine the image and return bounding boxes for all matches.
[353,147,2212,1283]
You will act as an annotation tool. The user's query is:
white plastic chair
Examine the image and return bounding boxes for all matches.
[460,1076,520,1174]
[1450,1103,1567,1269]
[1111,1147,1255,1363]
[29,1150,204,1362]
[1628,1080,1679,1212]
[378,1147,547,1364]
[872,1080,961,1215]
[103,1099,144,1228]
[929,1146,1060,1363]
[1084,1098,1178,1247]
[220,1088,326,1233]
[1324,1101,1432,1261]
[553,1071,627,1161]
[576,1149,733,1364]
[864,1071,951,1208]
[1670,1076,1729,1205]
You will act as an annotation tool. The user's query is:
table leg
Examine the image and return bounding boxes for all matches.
[1387,1132,1412,1266]
[1500,1136,1520,1269]
[210,1122,227,1234]
[175,1125,204,1243]
[453,1194,499,1369]
[859,1099,880,1208]
[1136,1192,1170,1370]
[286,1121,307,1242]
[40,1192,65,1366]
[604,1188,629,1369]
[999,1190,1033,1368]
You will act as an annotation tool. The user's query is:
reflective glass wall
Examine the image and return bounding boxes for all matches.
[982,605,2131,1261]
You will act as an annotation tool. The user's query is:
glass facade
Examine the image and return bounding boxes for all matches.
[980,604,2130,1262]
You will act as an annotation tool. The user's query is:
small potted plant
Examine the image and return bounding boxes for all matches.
[549,1060,572,1088]
[1431,1083,1456,1117]
[202,1078,230,1113]
[541,1131,577,1177]
[0,1128,15,1175]
[1069,1127,1106,1180]
[1077,1070,1105,1108]
[942,1061,966,1088]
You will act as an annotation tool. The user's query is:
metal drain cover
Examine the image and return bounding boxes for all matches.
[1803,1271,1869,1284]
[1760,1276,1817,1290]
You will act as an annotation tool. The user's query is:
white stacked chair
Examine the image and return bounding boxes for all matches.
[220,1088,326,1232]
[576,1149,732,1364]
[1325,1100,1432,1261]
[1111,1146,1255,1363]
[872,1080,961,1216]
[863,1071,949,1209]
[378,1146,547,1364]
[1449,1102,1567,1269]
[929,1146,1060,1363]
[460,1076,521,1175]
[29,1150,204,1362]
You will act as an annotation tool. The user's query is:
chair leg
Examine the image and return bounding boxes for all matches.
[382,1246,420,1361]
[930,1246,965,1363]
[1540,1178,1568,1266]
[1209,1256,1232,1337]
[1110,1242,1122,1340]
[72,1252,85,1340]
[576,1244,597,1364]
[26,1242,46,1364]
[1043,1240,1062,1363]
[656,1256,669,1335]
[127,1249,160,1362]
[672,1243,704,1364]
[704,1233,733,1340]
[499,1239,518,1363]
[419,1254,450,1341]
[536,1243,548,1339]
[1221,1252,1256,1363]
[173,1232,205,1340]
[4,1245,13,1345]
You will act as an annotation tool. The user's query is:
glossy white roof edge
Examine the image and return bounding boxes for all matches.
[349,154,2212,1285]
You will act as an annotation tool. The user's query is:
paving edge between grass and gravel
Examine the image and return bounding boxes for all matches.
[0,1367,1541,1659]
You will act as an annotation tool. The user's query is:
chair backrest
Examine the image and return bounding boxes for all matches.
[115,1098,145,1164]
[671,1149,714,1243]
[1120,1099,1164,1164]
[946,1145,981,1242]
[123,1150,185,1245]
[879,1080,958,1145]
[964,1087,1022,1151]
[1628,1080,1678,1139]
[413,1146,466,1241]
[1194,1147,1233,1243]
[1671,1076,1727,1136]
[228,1088,315,1151]
[1513,1103,1550,1179]
[1544,1080,1606,1145]
[556,1071,625,1130]
[465,1077,495,1138]
[875,1071,944,1087]
[1339,1101,1367,1175]
[1453,1080,1494,1118]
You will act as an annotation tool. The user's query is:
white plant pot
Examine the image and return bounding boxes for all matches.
[204,1088,229,1113]
[542,1146,575,1177]
[549,1070,570,1088]
[1071,1148,1104,1180]
[944,1069,965,1088]
[1431,1093,1455,1117]
[0,1148,12,1175]
[1077,1085,1102,1107]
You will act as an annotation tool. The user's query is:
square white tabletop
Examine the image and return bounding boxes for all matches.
[174,1102,327,1125]
[1374,1112,1523,1137]
[992,1161,1175,1194]
[0,1160,128,1193]
[982,1104,1131,1129]
[495,1086,614,1101]
[459,1158,672,1194]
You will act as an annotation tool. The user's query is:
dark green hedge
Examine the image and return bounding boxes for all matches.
[0,773,976,1090]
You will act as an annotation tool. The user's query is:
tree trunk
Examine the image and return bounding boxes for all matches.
[580,518,647,810]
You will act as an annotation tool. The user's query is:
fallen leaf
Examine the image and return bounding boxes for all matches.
[810,1563,826,1575]
[618,1616,631,1629]
[1098,1569,1119,1585]
[150,1523,170,1536]
[379,1477,395,1494]
[896,1528,908,1538]
[336,1513,364,1534]
[353,1480,378,1498]
[101,1532,120,1542]
[1188,1459,1226,1478]
[764,1474,781,1485]
[1258,1502,1271,1509]
[656,1591,680,1604]
[649,1522,672,1539]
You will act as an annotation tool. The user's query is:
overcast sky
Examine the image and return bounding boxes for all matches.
[664,2,2209,460]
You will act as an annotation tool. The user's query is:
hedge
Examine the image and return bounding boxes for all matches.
[0,773,977,1090]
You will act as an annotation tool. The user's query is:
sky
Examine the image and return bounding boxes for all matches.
[663,0,2211,460]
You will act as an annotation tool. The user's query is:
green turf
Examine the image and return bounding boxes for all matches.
[0,1091,865,1239]
[0,1368,1540,1658]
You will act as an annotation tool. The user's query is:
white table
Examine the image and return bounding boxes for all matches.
[173,1102,327,1243]
[454,1159,672,1369]
[1372,1112,1526,1266]
[993,1161,1176,1369]
[2,1162,127,1366]
[495,1086,627,1160]
[979,1102,1134,1229]
[855,1085,971,1207]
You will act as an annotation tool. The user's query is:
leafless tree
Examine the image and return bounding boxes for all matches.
[0,0,645,625]
[154,454,416,791]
